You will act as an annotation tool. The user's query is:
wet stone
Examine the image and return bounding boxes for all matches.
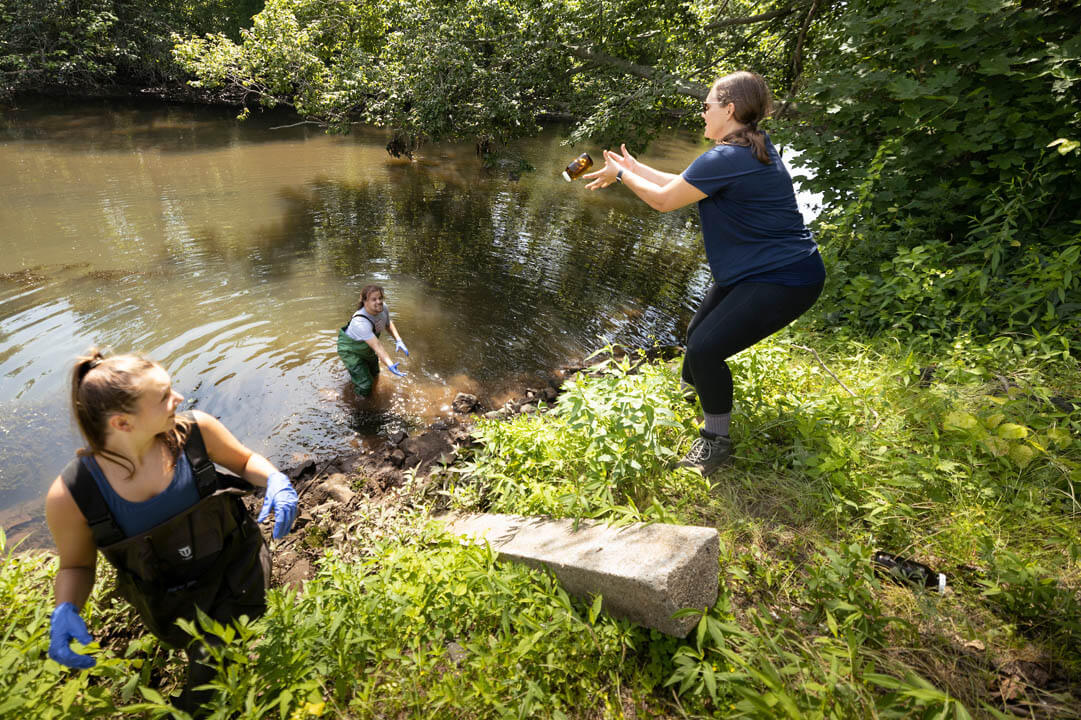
[287,459,317,481]
[452,392,479,414]
[282,556,312,592]
[322,473,356,505]
[400,431,455,472]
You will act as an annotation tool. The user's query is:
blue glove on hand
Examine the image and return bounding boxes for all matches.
[257,471,299,539]
[387,361,406,377]
[49,602,96,669]
[394,339,409,356]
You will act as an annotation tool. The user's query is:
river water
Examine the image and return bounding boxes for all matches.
[0,98,818,515]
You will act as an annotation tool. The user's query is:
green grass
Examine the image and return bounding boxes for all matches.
[3,328,1079,718]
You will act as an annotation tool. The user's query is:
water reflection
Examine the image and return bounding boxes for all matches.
[0,99,739,510]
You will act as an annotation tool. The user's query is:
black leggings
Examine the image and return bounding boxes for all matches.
[681,280,824,415]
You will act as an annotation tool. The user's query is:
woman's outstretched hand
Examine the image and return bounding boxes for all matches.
[613,144,638,171]
[583,145,637,190]
[583,153,623,190]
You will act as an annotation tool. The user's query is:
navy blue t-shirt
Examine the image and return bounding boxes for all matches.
[682,134,823,287]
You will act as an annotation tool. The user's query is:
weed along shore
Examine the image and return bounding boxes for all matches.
[3,337,1079,718]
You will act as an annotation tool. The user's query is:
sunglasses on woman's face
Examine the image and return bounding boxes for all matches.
[702,100,724,113]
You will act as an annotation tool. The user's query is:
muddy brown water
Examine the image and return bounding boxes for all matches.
[0,97,819,518]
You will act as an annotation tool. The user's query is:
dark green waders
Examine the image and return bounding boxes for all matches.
[337,327,380,397]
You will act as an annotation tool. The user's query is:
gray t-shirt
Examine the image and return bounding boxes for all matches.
[344,306,390,342]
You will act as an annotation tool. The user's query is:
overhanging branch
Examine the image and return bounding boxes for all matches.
[704,5,796,31]
[631,5,797,42]
[790,0,820,93]
[562,43,709,98]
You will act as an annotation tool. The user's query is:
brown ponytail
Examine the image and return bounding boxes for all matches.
[713,71,773,165]
[71,347,189,478]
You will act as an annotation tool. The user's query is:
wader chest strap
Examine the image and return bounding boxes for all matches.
[180,415,221,499]
[61,459,126,548]
[348,311,379,338]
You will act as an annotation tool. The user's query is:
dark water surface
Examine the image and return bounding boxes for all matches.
[0,98,817,514]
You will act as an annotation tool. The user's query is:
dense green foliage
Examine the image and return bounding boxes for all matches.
[171,0,810,147]
[457,358,700,520]
[0,0,263,96]
[454,340,1081,717]
[779,0,1081,348]
[132,534,637,719]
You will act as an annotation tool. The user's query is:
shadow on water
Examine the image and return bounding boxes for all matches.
[0,97,364,154]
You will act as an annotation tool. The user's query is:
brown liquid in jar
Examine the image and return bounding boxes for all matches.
[562,153,594,181]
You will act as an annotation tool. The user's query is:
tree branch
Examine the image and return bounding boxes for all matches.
[630,4,795,42]
[562,43,709,98]
[704,5,796,31]
[789,0,820,94]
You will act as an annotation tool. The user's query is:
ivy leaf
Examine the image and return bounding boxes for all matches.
[887,76,923,100]
[977,54,1016,76]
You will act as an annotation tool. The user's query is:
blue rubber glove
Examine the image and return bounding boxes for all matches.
[257,471,299,539]
[49,602,96,669]
[395,339,409,356]
[387,362,406,377]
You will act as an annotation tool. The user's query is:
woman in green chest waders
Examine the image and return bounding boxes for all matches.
[337,284,410,398]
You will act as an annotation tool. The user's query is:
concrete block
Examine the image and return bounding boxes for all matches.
[441,513,718,637]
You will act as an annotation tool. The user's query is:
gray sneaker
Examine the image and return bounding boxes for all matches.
[678,434,732,476]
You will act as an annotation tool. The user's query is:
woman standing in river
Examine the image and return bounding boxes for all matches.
[337,284,410,399]
[44,348,299,715]
[584,71,825,477]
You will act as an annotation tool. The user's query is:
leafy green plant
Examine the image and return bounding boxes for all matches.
[452,348,700,521]
[980,548,1081,647]
[786,0,1081,352]
[803,542,892,648]
[143,528,637,719]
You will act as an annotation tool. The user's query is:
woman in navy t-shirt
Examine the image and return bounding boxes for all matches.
[584,71,824,477]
